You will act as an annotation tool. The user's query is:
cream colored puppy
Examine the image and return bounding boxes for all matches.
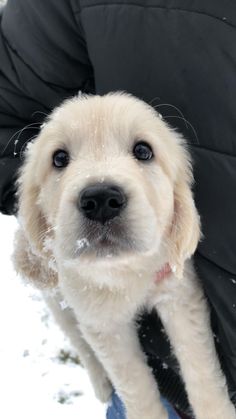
[13,93,235,419]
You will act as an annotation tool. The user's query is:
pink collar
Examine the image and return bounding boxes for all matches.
[154,263,172,284]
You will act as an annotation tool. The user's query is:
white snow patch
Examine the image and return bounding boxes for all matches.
[59,299,69,311]
[171,265,177,273]
[76,238,90,251]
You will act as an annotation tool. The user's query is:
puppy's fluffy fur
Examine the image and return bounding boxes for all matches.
[13,93,235,419]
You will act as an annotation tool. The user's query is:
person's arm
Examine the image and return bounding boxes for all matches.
[0,0,93,214]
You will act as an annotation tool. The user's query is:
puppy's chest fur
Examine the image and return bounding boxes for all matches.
[58,261,196,330]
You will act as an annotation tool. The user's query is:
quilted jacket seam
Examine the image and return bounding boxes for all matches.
[77,3,236,29]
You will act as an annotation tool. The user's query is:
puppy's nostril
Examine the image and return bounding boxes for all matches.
[82,199,97,211]
[108,198,123,209]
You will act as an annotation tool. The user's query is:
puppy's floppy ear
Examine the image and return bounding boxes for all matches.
[17,146,47,255]
[15,145,58,288]
[168,157,201,279]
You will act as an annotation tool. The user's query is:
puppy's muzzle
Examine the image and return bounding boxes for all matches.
[78,183,127,224]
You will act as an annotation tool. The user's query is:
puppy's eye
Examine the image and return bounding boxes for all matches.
[53,150,70,168]
[133,141,153,161]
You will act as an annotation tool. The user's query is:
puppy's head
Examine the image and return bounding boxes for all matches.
[17,93,200,286]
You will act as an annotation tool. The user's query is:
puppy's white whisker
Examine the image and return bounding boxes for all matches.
[31,110,49,119]
[153,102,187,128]
[19,135,39,160]
[1,123,41,156]
[164,115,199,145]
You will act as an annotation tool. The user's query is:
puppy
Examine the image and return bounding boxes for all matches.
[13,93,236,419]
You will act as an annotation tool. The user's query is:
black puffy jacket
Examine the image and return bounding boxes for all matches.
[0,0,236,414]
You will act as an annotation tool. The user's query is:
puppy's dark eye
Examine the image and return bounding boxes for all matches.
[133,141,153,161]
[53,149,70,168]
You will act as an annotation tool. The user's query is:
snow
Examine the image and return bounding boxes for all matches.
[0,214,107,419]
[76,238,90,251]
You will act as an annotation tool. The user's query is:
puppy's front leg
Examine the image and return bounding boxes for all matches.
[157,276,236,419]
[45,292,112,403]
[81,322,168,419]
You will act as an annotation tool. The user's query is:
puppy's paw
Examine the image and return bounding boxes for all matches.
[93,374,113,403]
[89,367,113,403]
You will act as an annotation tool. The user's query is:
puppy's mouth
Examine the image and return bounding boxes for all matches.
[74,219,136,258]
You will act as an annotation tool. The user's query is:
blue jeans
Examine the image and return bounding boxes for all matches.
[107,392,180,419]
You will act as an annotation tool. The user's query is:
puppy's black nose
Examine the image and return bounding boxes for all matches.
[79,184,127,223]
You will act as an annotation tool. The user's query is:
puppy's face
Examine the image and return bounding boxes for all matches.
[18,93,200,281]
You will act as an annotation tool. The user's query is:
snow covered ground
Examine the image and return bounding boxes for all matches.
[0,213,107,419]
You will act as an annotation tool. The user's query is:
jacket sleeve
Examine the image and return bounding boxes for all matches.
[0,0,93,214]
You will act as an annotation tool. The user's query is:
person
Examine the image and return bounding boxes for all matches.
[0,1,235,418]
